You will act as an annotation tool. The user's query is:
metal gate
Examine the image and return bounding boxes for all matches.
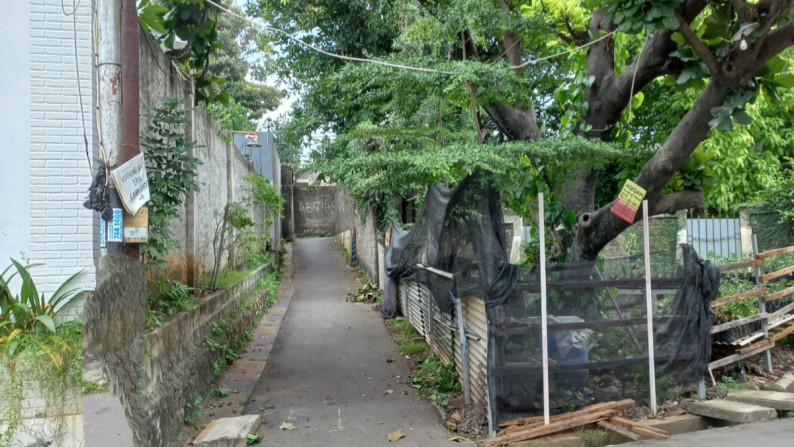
[686,217,742,260]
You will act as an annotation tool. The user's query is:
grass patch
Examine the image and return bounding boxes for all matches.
[400,342,428,355]
[212,268,253,289]
[577,427,607,447]
[386,317,460,409]
[82,374,109,395]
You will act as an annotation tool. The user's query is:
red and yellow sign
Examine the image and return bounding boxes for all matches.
[611,180,646,224]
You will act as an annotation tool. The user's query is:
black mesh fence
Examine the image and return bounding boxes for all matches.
[385,171,718,426]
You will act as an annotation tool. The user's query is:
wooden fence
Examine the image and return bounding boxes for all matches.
[709,239,794,381]
[398,280,489,406]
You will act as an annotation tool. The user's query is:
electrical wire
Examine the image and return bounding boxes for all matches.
[62,0,92,174]
[205,0,617,76]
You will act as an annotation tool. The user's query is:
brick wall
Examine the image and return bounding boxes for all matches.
[28,0,97,306]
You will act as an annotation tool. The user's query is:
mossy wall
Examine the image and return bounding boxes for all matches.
[741,204,794,252]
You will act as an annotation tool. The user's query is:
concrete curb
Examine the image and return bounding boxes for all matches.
[194,244,296,433]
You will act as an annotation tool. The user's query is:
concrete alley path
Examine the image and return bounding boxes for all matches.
[243,238,471,446]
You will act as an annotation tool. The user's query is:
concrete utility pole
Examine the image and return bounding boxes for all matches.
[98,0,141,257]
[97,0,124,255]
[121,0,141,258]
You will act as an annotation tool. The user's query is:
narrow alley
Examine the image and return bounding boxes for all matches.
[241,238,469,446]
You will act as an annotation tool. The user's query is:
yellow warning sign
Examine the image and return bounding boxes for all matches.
[618,180,646,209]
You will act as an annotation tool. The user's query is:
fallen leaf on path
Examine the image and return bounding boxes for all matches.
[449,435,471,443]
[247,433,262,445]
[387,429,405,442]
[384,389,394,395]
[279,422,297,431]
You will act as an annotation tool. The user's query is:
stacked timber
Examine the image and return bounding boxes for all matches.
[481,400,668,447]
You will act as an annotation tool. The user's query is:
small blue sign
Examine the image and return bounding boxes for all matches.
[99,216,107,248]
[107,208,124,243]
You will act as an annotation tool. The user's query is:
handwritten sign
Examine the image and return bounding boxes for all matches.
[123,207,149,243]
[110,153,150,216]
[611,180,646,224]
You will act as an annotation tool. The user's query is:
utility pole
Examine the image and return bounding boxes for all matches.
[97,0,124,255]
[120,0,141,258]
[97,0,142,257]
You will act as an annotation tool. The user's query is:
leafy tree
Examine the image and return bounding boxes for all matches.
[138,0,283,118]
[257,0,794,260]
[208,5,284,120]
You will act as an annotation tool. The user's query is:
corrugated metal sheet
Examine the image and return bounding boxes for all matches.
[687,218,741,259]
[233,132,277,183]
[232,131,281,249]
[453,296,488,405]
[398,280,488,405]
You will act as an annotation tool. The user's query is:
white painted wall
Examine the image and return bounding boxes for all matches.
[0,0,97,307]
[0,1,32,270]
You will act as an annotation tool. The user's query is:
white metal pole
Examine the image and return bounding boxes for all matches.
[642,200,657,416]
[538,193,550,425]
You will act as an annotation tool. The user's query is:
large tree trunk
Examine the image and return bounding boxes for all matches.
[574,80,729,260]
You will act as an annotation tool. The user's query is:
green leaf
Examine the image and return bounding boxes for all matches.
[732,109,752,125]
[34,315,56,333]
[631,92,644,109]
[662,15,680,30]
[773,74,794,88]
[709,114,734,132]
[247,434,262,445]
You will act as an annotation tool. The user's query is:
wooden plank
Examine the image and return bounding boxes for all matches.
[495,353,695,375]
[772,323,794,342]
[497,400,635,429]
[479,409,617,447]
[738,338,773,354]
[719,259,763,273]
[496,316,692,335]
[767,301,794,323]
[711,287,768,308]
[757,245,794,260]
[734,330,765,347]
[711,313,767,334]
[761,265,794,283]
[631,426,668,440]
[764,285,794,303]
[597,421,641,441]
[709,340,775,370]
[769,313,794,330]
[608,417,668,438]
[513,278,683,292]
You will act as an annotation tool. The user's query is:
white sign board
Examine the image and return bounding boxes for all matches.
[110,153,150,216]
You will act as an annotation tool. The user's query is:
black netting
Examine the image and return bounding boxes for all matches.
[385,171,718,425]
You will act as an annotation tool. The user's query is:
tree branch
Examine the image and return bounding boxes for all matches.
[648,190,705,216]
[756,10,794,64]
[575,80,729,260]
[675,11,723,79]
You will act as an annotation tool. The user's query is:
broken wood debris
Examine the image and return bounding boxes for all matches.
[608,416,668,440]
[483,400,636,447]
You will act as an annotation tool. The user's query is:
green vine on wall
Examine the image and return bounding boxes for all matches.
[141,98,203,274]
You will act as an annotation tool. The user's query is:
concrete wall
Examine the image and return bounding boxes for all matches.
[293,186,337,237]
[139,32,275,285]
[741,204,794,253]
[355,213,380,285]
[281,165,295,240]
[0,0,97,302]
[335,186,358,233]
[143,264,273,446]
